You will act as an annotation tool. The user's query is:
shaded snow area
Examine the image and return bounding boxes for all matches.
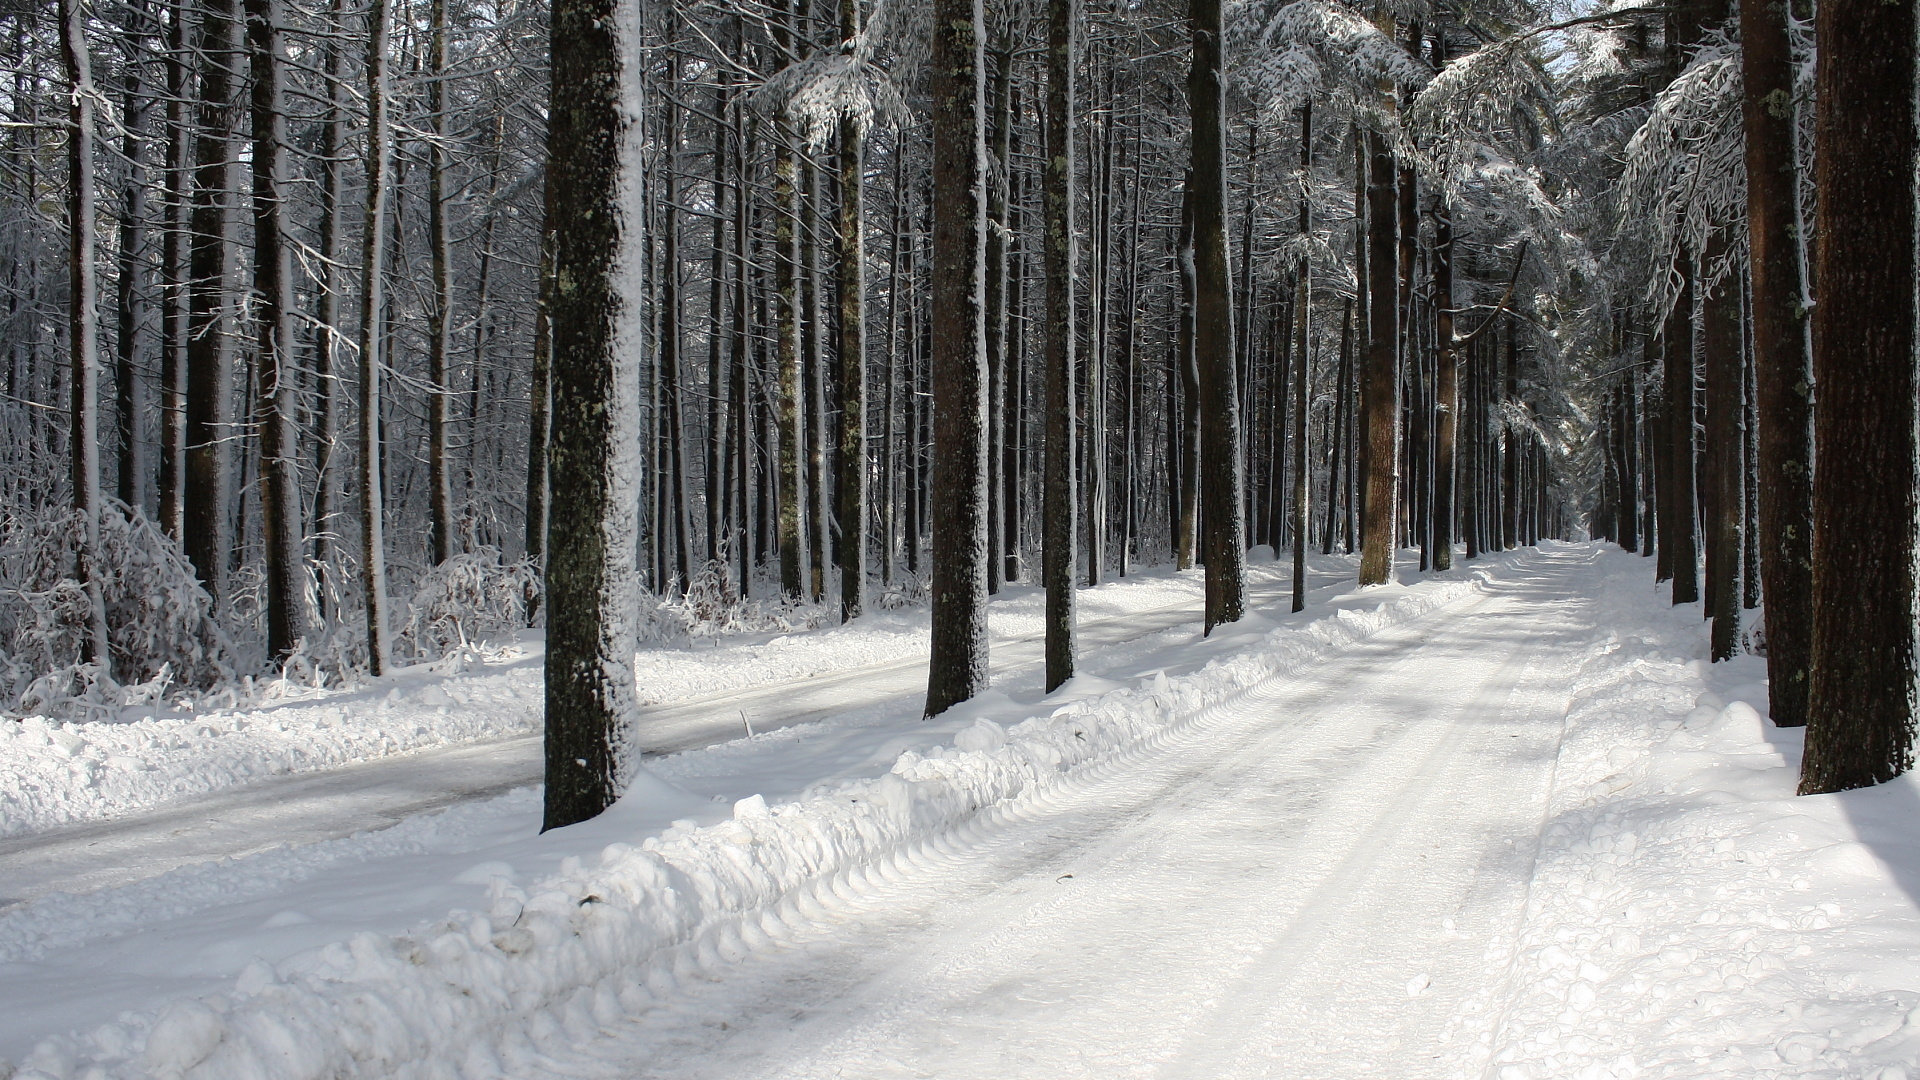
[3,546,1919,1080]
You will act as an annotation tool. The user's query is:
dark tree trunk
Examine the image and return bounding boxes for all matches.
[1043,0,1077,692]
[543,0,641,830]
[1188,0,1244,631]
[1740,0,1815,727]
[774,4,805,598]
[426,0,455,566]
[1701,241,1742,661]
[184,0,243,611]
[1174,177,1200,570]
[1359,127,1398,585]
[114,22,149,514]
[836,15,867,621]
[247,0,306,663]
[1289,101,1311,611]
[311,0,348,590]
[1662,265,1699,604]
[924,0,990,716]
[358,0,392,672]
[1800,0,1918,794]
[1432,197,1457,572]
[157,0,191,541]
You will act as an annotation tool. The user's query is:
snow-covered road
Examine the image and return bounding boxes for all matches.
[489,552,1595,1079]
[17,546,1920,1080]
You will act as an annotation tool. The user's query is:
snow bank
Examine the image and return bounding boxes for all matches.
[1479,549,1920,1080]
[7,560,1505,1080]
[0,566,1235,841]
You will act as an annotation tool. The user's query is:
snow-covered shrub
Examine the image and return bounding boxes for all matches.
[646,545,828,640]
[0,502,234,718]
[393,547,541,662]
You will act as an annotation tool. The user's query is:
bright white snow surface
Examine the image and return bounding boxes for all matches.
[5,545,1920,1079]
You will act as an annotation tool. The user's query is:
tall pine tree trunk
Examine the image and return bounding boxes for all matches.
[835,0,867,621]
[157,0,191,540]
[358,0,393,673]
[311,0,348,589]
[543,0,643,830]
[1739,0,1815,727]
[1188,0,1244,630]
[924,0,990,716]
[1042,0,1077,691]
[1289,101,1311,611]
[1701,239,1742,661]
[1799,0,1917,794]
[1358,127,1398,585]
[1432,195,1458,572]
[184,0,243,612]
[1662,266,1699,603]
[248,0,307,662]
[114,20,149,514]
[61,0,112,668]
[426,0,455,565]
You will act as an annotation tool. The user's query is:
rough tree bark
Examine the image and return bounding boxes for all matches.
[1043,0,1077,691]
[1739,0,1814,727]
[835,0,867,622]
[1800,0,1917,794]
[1701,238,1742,661]
[1289,101,1311,612]
[1188,0,1245,631]
[184,0,243,611]
[1359,125,1399,585]
[247,0,307,662]
[923,0,990,716]
[426,0,455,565]
[542,0,643,829]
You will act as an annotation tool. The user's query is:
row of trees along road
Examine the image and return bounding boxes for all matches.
[10,0,1915,828]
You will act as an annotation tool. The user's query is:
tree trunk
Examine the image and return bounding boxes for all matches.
[426,0,455,566]
[61,0,112,669]
[1358,126,1398,585]
[1174,176,1200,571]
[358,0,393,674]
[311,0,348,590]
[157,0,191,541]
[543,0,643,830]
[985,41,1010,595]
[835,1,867,622]
[526,178,555,570]
[184,0,243,612]
[1800,0,1917,794]
[1189,0,1243,631]
[1739,0,1815,727]
[1701,241,1742,661]
[923,0,990,716]
[1043,0,1077,691]
[1289,101,1311,611]
[774,5,804,598]
[114,20,149,514]
[1662,264,1699,604]
[1431,197,1461,574]
[247,0,307,663]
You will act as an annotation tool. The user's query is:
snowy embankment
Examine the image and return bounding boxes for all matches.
[3,559,1498,1080]
[1478,547,1920,1080]
[0,569,1217,839]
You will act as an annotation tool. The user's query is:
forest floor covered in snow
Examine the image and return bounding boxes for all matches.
[4,544,1919,1080]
